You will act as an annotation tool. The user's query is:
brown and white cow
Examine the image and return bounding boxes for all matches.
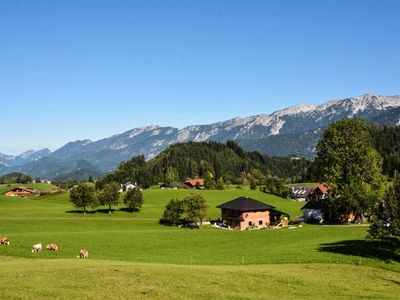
[31,243,42,252]
[46,243,59,251]
[0,237,10,245]
[77,249,89,258]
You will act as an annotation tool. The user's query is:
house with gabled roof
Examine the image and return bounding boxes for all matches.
[217,196,283,230]
[4,186,37,197]
[184,178,205,189]
[291,186,312,201]
[301,183,332,223]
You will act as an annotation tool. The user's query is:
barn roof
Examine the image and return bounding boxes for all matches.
[217,197,274,212]
[313,183,331,195]
[184,178,205,187]
[7,186,35,193]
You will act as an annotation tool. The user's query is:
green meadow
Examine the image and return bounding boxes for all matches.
[0,184,399,299]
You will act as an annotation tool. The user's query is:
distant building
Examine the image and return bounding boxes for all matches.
[184,178,205,189]
[217,196,283,230]
[119,182,138,192]
[301,183,332,223]
[4,186,37,197]
[291,186,312,201]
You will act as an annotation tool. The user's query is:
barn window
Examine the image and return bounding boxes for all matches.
[259,220,263,225]
[249,221,253,226]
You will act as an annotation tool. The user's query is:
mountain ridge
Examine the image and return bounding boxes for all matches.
[1,93,399,179]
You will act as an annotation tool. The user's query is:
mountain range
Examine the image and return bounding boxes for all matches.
[1,93,399,180]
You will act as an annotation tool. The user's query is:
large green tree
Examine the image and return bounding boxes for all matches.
[69,183,98,214]
[98,182,120,213]
[368,183,400,242]
[159,198,184,226]
[124,187,143,212]
[312,118,385,221]
[181,194,208,227]
[159,194,208,228]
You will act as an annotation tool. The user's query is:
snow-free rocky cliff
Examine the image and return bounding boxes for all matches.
[1,94,399,179]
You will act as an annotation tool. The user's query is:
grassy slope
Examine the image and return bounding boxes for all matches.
[0,183,59,194]
[0,188,304,219]
[0,187,400,298]
[1,257,400,299]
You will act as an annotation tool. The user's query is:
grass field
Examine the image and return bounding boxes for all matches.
[0,186,399,299]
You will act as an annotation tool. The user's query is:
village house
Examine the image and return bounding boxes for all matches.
[217,196,282,230]
[119,182,138,192]
[184,178,205,189]
[291,186,312,201]
[301,183,331,223]
[4,186,37,197]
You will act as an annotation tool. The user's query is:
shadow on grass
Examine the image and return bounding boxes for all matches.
[96,209,116,214]
[65,210,96,214]
[119,208,136,213]
[319,239,400,263]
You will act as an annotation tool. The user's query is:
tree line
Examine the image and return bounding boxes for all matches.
[0,172,32,184]
[96,140,311,190]
[69,182,143,214]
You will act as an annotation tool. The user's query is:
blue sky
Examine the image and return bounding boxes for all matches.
[1,0,399,154]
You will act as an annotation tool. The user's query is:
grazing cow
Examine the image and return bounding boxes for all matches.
[31,243,42,253]
[77,249,89,258]
[46,243,59,251]
[0,237,10,245]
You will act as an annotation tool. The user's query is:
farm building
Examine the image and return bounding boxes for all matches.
[291,186,312,201]
[301,183,332,223]
[217,196,283,230]
[119,182,138,192]
[4,186,37,197]
[184,178,205,189]
[307,183,331,202]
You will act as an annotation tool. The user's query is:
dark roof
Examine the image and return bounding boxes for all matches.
[217,197,274,212]
[301,200,322,210]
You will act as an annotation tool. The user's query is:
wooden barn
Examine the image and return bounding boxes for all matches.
[4,186,36,197]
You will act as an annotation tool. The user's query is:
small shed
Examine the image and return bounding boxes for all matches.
[217,196,279,230]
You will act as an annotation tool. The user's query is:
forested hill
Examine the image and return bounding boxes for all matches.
[371,125,400,177]
[101,141,310,188]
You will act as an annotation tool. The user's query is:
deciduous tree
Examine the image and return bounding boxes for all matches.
[69,183,98,214]
[312,118,385,221]
[98,182,120,213]
[368,183,400,241]
[124,187,143,212]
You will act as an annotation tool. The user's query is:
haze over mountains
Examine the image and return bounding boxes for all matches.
[1,94,399,180]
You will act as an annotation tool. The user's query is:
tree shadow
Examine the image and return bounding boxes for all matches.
[65,210,96,214]
[319,239,400,263]
[96,208,116,214]
[119,208,135,213]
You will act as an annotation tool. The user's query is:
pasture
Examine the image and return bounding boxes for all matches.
[0,185,399,299]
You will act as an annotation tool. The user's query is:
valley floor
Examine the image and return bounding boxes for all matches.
[0,185,399,298]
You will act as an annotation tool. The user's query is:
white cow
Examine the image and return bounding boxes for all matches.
[31,243,42,252]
